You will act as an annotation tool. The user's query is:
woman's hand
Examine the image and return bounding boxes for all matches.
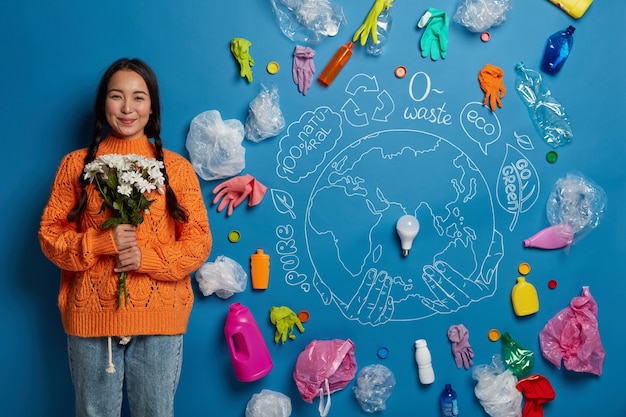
[112,224,141,272]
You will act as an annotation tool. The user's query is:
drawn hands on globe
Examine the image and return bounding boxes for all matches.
[339,268,395,325]
[420,230,503,313]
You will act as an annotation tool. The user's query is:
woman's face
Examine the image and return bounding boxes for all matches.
[105,69,152,140]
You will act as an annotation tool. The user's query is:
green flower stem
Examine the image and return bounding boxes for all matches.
[116,271,129,309]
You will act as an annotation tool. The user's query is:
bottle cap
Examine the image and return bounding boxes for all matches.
[518,262,531,275]
[297,310,310,323]
[546,151,558,163]
[480,32,491,42]
[548,279,557,289]
[266,61,280,74]
[394,65,407,78]
[488,329,501,341]
[377,346,390,359]
[228,230,241,243]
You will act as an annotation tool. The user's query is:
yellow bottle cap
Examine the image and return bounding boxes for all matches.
[518,262,531,275]
[488,329,500,341]
[266,61,280,74]
[227,230,241,243]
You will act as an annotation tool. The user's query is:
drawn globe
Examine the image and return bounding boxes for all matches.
[305,129,499,322]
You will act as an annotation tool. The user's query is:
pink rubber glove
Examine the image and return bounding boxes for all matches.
[447,324,474,369]
[293,45,316,95]
[211,174,267,216]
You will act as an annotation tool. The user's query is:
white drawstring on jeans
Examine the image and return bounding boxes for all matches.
[106,336,132,374]
[106,337,116,373]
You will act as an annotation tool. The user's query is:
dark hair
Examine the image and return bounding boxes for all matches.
[67,58,189,225]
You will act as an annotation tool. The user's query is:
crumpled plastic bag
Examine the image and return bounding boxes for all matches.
[546,172,607,244]
[453,0,513,32]
[353,364,396,413]
[246,389,292,417]
[270,0,346,44]
[195,255,247,299]
[245,83,286,143]
[539,286,605,375]
[186,110,246,181]
[472,354,523,417]
[293,339,357,404]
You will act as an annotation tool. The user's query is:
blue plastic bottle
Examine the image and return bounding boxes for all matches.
[541,26,575,75]
[440,384,459,417]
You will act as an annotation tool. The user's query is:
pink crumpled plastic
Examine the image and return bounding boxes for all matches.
[293,339,357,403]
[539,286,605,375]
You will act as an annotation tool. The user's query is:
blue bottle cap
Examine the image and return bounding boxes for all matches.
[377,346,390,359]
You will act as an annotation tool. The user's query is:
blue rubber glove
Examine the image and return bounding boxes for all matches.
[418,8,449,60]
[292,45,316,95]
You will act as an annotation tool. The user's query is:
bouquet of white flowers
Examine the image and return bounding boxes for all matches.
[83,154,165,308]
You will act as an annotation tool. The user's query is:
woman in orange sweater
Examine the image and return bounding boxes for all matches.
[39,58,212,417]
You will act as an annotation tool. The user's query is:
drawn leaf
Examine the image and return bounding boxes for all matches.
[514,131,534,151]
[496,145,540,231]
[270,189,296,219]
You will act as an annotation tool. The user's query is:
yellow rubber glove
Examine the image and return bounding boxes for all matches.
[353,0,394,46]
[230,37,254,82]
[479,64,506,111]
[270,306,305,344]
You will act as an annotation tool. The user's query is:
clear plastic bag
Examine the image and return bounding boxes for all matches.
[245,83,286,143]
[269,0,346,44]
[195,255,247,299]
[353,364,396,413]
[453,0,513,32]
[472,355,523,417]
[186,110,246,181]
[246,389,292,417]
[546,172,607,244]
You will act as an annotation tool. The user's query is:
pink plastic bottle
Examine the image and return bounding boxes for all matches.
[224,302,273,382]
[523,224,573,249]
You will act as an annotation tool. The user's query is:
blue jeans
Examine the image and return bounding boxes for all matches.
[67,335,183,417]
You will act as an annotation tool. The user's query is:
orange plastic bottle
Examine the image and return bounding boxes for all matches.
[250,249,270,289]
[318,41,354,86]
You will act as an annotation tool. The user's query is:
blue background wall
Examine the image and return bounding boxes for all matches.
[1,0,625,416]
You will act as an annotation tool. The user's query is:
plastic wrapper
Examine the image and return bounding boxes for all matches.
[539,286,605,375]
[195,255,247,299]
[245,389,292,417]
[186,110,245,181]
[293,339,357,403]
[546,172,607,244]
[270,0,346,44]
[453,0,513,32]
[245,83,286,143]
[472,355,523,417]
[353,364,396,413]
[501,332,534,377]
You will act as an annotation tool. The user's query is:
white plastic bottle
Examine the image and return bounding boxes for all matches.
[415,339,435,384]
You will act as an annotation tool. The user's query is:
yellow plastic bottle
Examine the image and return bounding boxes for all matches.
[546,0,593,19]
[511,277,539,316]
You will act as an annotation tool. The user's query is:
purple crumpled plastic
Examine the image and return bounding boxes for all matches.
[293,339,357,403]
[539,286,605,375]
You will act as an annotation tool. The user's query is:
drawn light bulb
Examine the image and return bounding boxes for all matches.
[396,214,420,257]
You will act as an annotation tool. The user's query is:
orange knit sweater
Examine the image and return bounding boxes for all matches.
[39,135,212,337]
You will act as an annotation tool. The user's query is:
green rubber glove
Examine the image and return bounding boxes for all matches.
[353,0,394,46]
[418,8,449,61]
[230,37,254,82]
[270,306,305,344]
